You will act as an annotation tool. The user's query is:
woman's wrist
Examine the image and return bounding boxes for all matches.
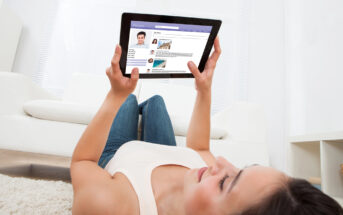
[197,89,212,98]
[108,88,130,97]
[106,90,129,103]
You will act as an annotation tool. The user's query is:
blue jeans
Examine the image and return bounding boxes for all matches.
[98,94,176,168]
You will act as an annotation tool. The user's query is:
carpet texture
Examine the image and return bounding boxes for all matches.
[0,173,72,214]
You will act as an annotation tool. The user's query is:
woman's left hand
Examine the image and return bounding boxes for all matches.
[187,37,221,94]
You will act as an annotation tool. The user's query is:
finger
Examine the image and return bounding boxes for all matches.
[187,61,201,79]
[111,44,122,73]
[129,67,139,87]
[105,67,111,77]
[205,55,217,69]
[209,37,221,63]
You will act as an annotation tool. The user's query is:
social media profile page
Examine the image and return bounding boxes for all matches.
[126,21,212,74]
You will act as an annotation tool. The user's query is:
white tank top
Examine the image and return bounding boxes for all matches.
[104,141,207,215]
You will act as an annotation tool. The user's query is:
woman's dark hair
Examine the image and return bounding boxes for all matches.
[241,178,343,215]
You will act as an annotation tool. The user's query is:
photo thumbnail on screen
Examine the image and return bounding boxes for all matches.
[153,59,167,68]
[157,39,172,50]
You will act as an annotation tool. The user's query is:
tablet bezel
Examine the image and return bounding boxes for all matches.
[119,12,221,79]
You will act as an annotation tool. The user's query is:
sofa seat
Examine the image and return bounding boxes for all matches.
[0,114,84,156]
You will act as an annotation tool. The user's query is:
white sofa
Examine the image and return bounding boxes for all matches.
[0,72,269,168]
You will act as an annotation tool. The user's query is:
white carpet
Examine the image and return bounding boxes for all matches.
[0,173,72,214]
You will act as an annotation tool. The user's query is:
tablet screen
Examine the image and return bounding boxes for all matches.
[126,21,212,74]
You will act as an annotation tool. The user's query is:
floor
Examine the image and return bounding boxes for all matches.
[0,149,72,182]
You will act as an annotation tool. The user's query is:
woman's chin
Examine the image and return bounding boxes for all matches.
[184,168,199,188]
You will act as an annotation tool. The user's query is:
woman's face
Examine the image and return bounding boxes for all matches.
[183,157,286,215]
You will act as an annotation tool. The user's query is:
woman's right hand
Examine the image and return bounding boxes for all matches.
[187,37,221,95]
[106,44,139,97]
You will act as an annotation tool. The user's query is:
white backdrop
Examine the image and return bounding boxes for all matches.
[285,0,343,136]
[5,0,287,170]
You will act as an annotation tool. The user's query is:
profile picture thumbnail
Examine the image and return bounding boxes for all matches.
[130,31,150,49]
[148,58,154,63]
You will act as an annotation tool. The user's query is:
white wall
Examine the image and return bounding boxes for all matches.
[41,0,137,95]
[3,0,58,84]
[0,1,22,72]
[285,0,343,136]
[248,0,286,170]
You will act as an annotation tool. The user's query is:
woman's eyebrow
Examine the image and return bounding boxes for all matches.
[226,164,259,193]
[227,169,244,193]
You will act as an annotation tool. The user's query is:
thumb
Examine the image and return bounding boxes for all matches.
[129,67,139,87]
[187,61,201,79]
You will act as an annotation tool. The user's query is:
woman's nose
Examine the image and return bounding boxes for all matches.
[216,156,228,165]
[208,165,219,175]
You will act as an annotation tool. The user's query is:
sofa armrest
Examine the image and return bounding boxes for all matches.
[212,102,267,144]
[210,139,270,167]
[0,72,59,115]
[174,136,270,167]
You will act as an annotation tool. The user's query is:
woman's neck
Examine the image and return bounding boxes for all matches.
[157,183,186,215]
[153,165,189,215]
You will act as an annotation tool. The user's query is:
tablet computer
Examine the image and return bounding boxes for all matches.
[119,13,221,78]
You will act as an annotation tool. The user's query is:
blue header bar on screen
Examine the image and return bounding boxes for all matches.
[131,21,212,33]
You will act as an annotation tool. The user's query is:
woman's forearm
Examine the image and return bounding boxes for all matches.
[186,91,211,151]
[71,91,128,163]
[185,37,220,151]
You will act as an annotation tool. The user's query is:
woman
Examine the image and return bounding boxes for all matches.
[70,38,343,215]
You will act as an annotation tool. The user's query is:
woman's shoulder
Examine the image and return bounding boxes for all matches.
[71,161,140,215]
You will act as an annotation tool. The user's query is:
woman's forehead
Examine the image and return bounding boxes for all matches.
[226,167,284,198]
[231,166,285,191]
[221,167,285,213]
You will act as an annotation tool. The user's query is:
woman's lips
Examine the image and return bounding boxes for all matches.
[198,167,208,182]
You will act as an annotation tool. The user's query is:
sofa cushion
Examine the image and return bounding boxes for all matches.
[171,117,227,139]
[23,100,227,139]
[23,100,97,125]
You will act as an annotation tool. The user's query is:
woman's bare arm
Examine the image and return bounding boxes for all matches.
[71,45,139,163]
[70,46,140,214]
[186,37,221,152]
[71,92,127,163]
[186,91,211,151]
